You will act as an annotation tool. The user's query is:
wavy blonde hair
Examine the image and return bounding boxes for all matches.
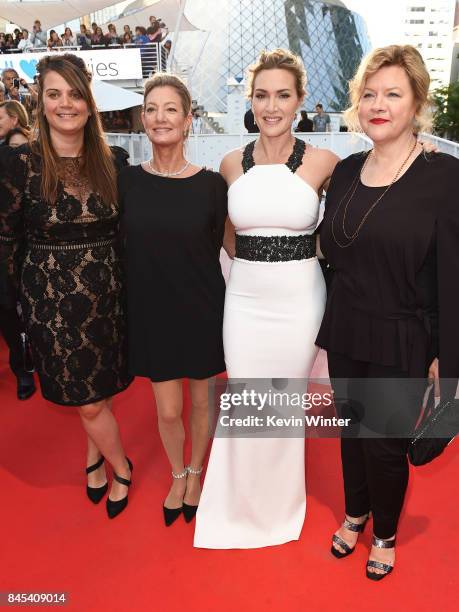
[246,48,306,99]
[344,44,432,134]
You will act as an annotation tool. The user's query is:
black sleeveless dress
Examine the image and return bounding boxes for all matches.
[118,165,227,382]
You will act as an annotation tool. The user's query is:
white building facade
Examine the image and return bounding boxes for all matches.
[401,0,456,88]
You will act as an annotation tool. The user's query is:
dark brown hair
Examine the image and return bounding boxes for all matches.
[33,53,117,205]
[4,126,31,145]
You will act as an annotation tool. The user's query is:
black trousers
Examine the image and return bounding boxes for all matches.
[327,351,427,539]
[0,305,26,376]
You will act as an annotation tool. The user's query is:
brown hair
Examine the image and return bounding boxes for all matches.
[33,53,117,205]
[345,44,432,134]
[246,48,306,99]
[0,100,29,130]
[4,125,31,145]
[143,73,192,137]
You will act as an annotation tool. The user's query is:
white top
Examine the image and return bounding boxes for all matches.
[228,163,320,237]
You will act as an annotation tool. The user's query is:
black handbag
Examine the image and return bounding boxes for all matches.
[408,390,459,466]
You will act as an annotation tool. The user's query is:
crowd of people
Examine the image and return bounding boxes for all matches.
[0,44,458,585]
[0,16,171,53]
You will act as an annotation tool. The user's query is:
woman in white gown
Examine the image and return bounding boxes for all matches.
[194,49,339,548]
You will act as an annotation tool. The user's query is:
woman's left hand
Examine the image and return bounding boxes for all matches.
[419,140,439,153]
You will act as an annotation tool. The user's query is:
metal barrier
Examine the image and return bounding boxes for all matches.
[418,133,459,159]
[105,130,459,168]
[105,132,373,168]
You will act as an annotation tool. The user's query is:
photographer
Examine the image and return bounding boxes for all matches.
[1,69,38,107]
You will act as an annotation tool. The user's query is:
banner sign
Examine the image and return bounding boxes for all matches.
[0,48,143,82]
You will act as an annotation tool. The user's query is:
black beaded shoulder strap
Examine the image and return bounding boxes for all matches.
[241,137,306,174]
[242,139,256,174]
[286,138,306,173]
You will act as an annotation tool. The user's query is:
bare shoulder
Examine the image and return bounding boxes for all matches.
[220,147,244,184]
[306,146,340,172]
[296,145,340,192]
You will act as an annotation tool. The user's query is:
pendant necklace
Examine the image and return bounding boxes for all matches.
[331,139,418,248]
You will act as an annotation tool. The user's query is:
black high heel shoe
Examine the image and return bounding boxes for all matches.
[331,513,370,559]
[182,465,203,523]
[86,455,108,504]
[106,457,133,519]
[163,468,187,527]
[366,535,396,581]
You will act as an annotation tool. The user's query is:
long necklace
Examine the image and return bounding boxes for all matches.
[331,139,418,248]
[148,158,190,177]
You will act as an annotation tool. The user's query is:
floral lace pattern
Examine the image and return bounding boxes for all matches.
[0,146,132,406]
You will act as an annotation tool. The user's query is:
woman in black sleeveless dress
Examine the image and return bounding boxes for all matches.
[119,74,226,526]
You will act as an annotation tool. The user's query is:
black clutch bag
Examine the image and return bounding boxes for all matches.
[408,392,459,466]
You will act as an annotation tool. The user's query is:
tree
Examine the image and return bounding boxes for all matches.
[431,81,459,142]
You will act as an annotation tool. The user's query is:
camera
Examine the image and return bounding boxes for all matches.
[13,78,20,89]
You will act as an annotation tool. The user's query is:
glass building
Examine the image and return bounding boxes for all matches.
[176,0,371,112]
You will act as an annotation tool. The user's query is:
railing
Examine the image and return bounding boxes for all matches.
[105,130,459,168]
[124,43,168,77]
[105,132,373,168]
[418,133,459,158]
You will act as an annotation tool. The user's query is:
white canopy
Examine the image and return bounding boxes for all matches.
[0,1,117,30]
[92,79,144,111]
[101,0,198,33]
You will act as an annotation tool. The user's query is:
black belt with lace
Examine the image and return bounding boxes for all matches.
[235,234,316,262]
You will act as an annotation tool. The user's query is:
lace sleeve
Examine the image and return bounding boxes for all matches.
[0,146,28,307]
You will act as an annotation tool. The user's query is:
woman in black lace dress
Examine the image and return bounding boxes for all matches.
[0,54,132,519]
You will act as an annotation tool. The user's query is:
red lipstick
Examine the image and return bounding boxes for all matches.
[370,118,389,125]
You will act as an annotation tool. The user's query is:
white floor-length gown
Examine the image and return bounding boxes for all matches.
[194,139,326,548]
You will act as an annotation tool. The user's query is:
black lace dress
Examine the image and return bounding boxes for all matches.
[0,145,132,406]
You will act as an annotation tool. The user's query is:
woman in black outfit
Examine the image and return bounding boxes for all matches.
[0,54,132,519]
[118,73,227,526]
[317,45,459,580]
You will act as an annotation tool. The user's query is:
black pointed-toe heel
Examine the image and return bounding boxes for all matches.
[331,513,370,559]
[86,455,108,504]
[182,465,203,523]
[106,457,133,519]
[163,467,187,527]
[182,502,198,523]
[366,536,396,581]
[163,505,183,526]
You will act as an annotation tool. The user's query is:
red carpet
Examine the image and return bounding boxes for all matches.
[0,337,458,612]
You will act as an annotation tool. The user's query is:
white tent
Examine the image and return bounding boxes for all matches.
[0,1,117,31]
[101,0,198,33]
[92,79,144,111]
